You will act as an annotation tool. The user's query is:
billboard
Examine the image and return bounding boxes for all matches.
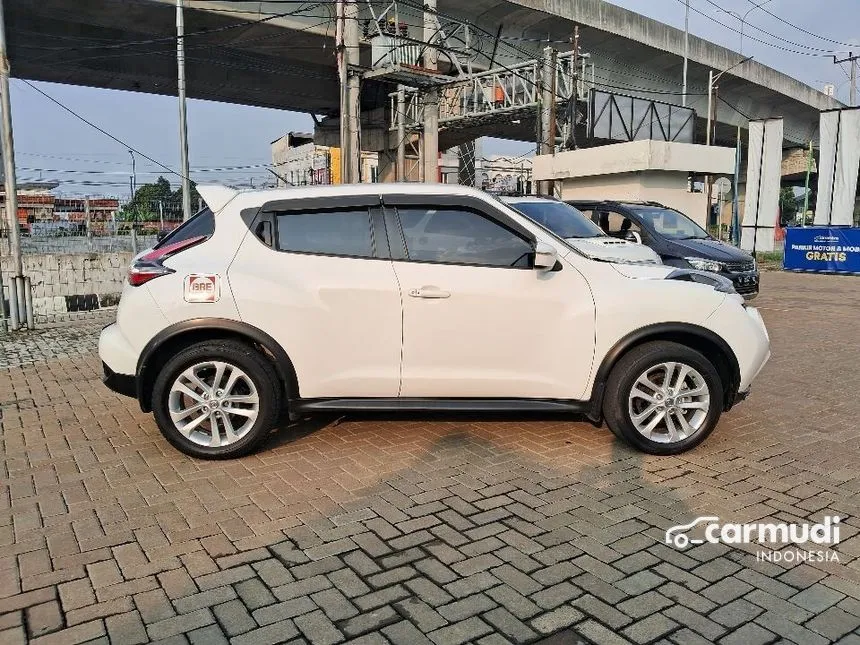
[784,227,860,274]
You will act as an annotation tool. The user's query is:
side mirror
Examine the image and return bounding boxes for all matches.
[533,241,559,271]
[625,231,642,244]
[156,229,169,243]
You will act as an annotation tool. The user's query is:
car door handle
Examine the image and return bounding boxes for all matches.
[408,286,451,299]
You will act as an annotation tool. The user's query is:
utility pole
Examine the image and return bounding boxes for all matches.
[176,0,192,220]
[345,0,360,183]
[705,56,752,226]
[128,149,136,198]
[570,25,579,150]
[0,0,25,330]
[396,86,406,181]
[537,46,555,195]
[336,0,360,183]
[682,0,689,107]
[422,0,439,183]
[833,53,858,106]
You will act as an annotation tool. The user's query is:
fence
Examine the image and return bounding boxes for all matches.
[0,198,187,326]
[0,197,186,256]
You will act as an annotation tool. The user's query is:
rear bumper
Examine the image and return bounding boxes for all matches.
[102,362,137,399]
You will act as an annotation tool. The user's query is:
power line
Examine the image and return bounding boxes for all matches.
[698,0,849,54]
[742,0,860,49]
[669,0,849,58]
[16,79,185,180]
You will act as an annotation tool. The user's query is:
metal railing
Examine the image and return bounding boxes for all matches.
[389,50,592,130]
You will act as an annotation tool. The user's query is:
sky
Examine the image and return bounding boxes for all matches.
[7,0,859,196]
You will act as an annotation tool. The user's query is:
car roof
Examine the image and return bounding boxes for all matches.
[499,195,559,204]
[201,182,492,203]
[567,199,668,209]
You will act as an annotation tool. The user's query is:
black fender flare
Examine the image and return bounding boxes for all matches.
[587,322,741,421]
[136,318,299,412]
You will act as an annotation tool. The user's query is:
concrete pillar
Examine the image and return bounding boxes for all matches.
[422,0,439,183]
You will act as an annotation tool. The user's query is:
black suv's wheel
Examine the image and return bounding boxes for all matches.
[603,341,723,455]
[152,340,281,459]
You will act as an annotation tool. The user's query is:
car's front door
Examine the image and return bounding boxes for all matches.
[229,198,402,398]
[384,198,596,400]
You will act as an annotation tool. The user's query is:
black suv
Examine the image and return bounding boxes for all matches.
[569,200,759,299]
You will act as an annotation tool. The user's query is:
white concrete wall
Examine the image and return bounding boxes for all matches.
[533,141,736,181]
[1,252,133,322]
[560,170,709,227]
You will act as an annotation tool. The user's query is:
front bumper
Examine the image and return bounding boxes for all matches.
[724,271,760,299]
[103,361,137,399]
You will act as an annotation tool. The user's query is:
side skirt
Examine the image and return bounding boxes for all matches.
[291,397,591,415]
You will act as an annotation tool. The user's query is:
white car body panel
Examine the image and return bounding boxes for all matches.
[393,259,595,399]
[565,237,661,265]
[228,237,403,398]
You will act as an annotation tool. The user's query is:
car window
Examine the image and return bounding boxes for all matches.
[629,206,709,240]
[397,207,533,268]
[154,208,214,249]
[275,208,374,257]
[507,201,603,239]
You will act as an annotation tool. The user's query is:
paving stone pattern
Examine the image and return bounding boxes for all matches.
[1,272,859,645]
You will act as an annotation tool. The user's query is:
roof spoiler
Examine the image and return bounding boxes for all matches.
[197,185,239,214]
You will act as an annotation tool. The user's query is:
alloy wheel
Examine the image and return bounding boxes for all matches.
[627,361,710,444]
[167,361,260,447]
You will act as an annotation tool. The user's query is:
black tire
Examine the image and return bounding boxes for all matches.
[603,341,723,455]
[152,340,281,459]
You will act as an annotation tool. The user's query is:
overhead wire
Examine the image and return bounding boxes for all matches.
[668,0,850,57]
[17,79,185,180]
[697,0,850,54]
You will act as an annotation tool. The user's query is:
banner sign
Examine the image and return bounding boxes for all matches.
[741,118,783,252]
[814,108,860,227]
[783,227,860,274]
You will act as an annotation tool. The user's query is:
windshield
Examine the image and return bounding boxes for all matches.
[509,201,604,239]
[629,206,710,240]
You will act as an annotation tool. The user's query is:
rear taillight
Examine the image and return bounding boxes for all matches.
[127,235,207,287]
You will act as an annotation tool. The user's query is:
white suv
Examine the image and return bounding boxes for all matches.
[99,183,770,459]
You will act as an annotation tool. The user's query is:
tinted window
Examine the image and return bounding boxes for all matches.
[508,201,603,239]
[154,208,214,249]
[398,207,533,268]
[276,209,374,257]
[629,206,709,240]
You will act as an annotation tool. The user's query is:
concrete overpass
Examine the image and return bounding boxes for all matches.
[5,0,843,152]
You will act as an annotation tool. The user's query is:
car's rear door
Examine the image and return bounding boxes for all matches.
[383,194,596,400]
[229,196,402,398]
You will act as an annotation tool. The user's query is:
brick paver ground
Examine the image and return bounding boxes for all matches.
[1,271,859,645]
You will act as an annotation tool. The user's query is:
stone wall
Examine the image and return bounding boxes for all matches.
[1,252,133,322]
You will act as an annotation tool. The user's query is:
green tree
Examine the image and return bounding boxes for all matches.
[120,176,174,222]
[779,187,797,226]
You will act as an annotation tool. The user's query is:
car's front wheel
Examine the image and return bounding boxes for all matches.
[151,340,281,459]
[603,341,723,455]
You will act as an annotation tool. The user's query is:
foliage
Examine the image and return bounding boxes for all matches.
[779,187,797,226]
[119,176,202,222]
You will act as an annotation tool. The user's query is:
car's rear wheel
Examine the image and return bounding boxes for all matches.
[152,340,281,459]
[603,341,722,455]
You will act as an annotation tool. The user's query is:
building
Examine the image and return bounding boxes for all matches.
[532,141,736,227]
[271,132,379,187]
[1,182,120,236]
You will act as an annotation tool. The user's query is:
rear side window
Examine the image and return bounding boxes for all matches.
[275,209,374,258]
[154,208,214,249]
